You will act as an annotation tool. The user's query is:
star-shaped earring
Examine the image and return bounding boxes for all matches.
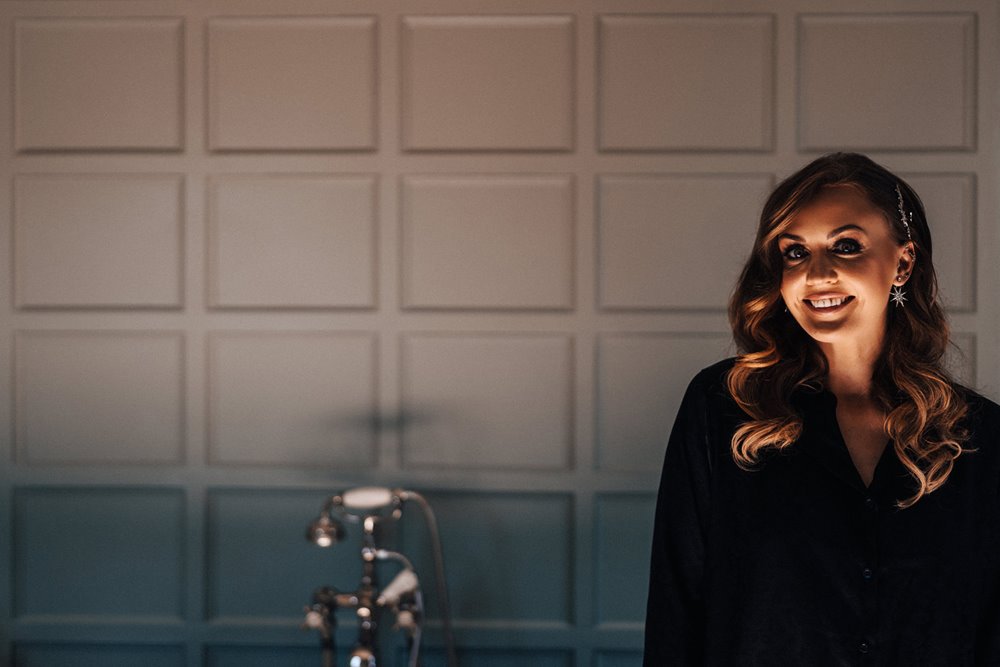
[890,284,907,307]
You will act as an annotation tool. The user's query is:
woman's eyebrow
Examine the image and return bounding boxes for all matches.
[778,224,867,241]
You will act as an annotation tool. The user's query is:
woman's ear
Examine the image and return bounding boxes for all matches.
[895,241,916,285]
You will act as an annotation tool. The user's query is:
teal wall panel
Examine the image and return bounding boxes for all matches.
[594,650,642,667]
[401,492,574,623]
[205,645,320,666]
[417,647,572,666]
[594,494,656,625]
[206,489,364,620]
[13,488,185,619]
[13,643,184,667]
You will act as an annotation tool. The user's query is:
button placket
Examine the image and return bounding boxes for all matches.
[859,493,880,660]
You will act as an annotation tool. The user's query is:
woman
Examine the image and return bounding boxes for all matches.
[643,153,1000,665]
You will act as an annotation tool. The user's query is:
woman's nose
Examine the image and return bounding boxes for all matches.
[805,254,837,284]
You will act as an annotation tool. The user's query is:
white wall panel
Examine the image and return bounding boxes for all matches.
[14,17,182,151]
[902,173,976,312]
[799,13,976,150]
[14,174,183,309]
[598,174,772,309]
[948,332,977,387]
[15,332,185,464]
[402,175,574,309]
[208,17,377,151]
[401,15,574,151]
[596,334,732,472]
[598,14,774,151]
[401,334,572,469]
[207,332,377,466]
[208,175,376,308]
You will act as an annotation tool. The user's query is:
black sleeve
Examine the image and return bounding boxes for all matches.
[976,579,1000,664]
[966,394,1000,665]
[643,371,715,666]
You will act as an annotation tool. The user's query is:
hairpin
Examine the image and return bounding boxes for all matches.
[895,184,913,242]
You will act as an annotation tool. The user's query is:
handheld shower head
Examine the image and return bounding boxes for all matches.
[340,486,396,512]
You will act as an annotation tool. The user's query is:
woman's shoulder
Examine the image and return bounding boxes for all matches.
[953,382,1000,427]
[688,357,738,391]
[683,357,739,408]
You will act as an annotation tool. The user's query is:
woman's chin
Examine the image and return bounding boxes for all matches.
[794,320,853,344]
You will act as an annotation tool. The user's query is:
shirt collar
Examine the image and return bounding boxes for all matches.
[791,385,910,501]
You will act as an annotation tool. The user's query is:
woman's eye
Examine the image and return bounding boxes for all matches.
[833,238,862,254]
[782,245,806,261]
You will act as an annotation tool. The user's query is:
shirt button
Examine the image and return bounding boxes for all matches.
[859,640,871,654]
[864,496,877,510]
[862,567,874,580]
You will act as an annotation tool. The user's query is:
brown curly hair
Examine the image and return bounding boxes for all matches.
[727,152,972,509]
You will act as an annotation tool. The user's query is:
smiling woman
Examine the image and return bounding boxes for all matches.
[643,153,1000,666]
[729,153,962,504]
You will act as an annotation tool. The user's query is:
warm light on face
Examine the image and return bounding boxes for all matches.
[777,186,912,347]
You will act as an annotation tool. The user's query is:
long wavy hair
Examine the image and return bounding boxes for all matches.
[727,152,971,509]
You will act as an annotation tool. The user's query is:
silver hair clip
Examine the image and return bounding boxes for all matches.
[895,184,913,242]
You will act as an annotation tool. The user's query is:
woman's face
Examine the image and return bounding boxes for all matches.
[777,185,915,346]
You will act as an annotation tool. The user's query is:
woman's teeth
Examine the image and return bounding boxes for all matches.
[809,297,850,309]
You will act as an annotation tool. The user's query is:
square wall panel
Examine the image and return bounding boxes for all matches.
[14,644,184,667]
[15,17,182,151]
[402,175,573,309]
[208,17,377,151]
[207,333,377,466]
[598,174,771,310]
[209,175,376,308]
[596,334,732,472]
[598,15,774,151]
[401,492,573,623]
[416,649,572,667]
[595,494,656,625]
[206,647,325,667]
[947,333,976,388]
[14,487,185,618]
[798,14,975,150]
[206,490,365,619]
[15,331,185,464]
[401,335,572,470]
[402,15,574,150]
[902,173,975,312]
[15,174,183,308]
[595,652,642,667]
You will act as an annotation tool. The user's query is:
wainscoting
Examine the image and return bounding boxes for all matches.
[0,0,996,664]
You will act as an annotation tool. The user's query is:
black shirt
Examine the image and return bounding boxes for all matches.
[643,357,1000,666]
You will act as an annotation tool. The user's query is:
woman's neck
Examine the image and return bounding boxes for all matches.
[818,336,883,400]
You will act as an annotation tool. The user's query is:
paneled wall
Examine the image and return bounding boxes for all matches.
[1,0,996,665]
